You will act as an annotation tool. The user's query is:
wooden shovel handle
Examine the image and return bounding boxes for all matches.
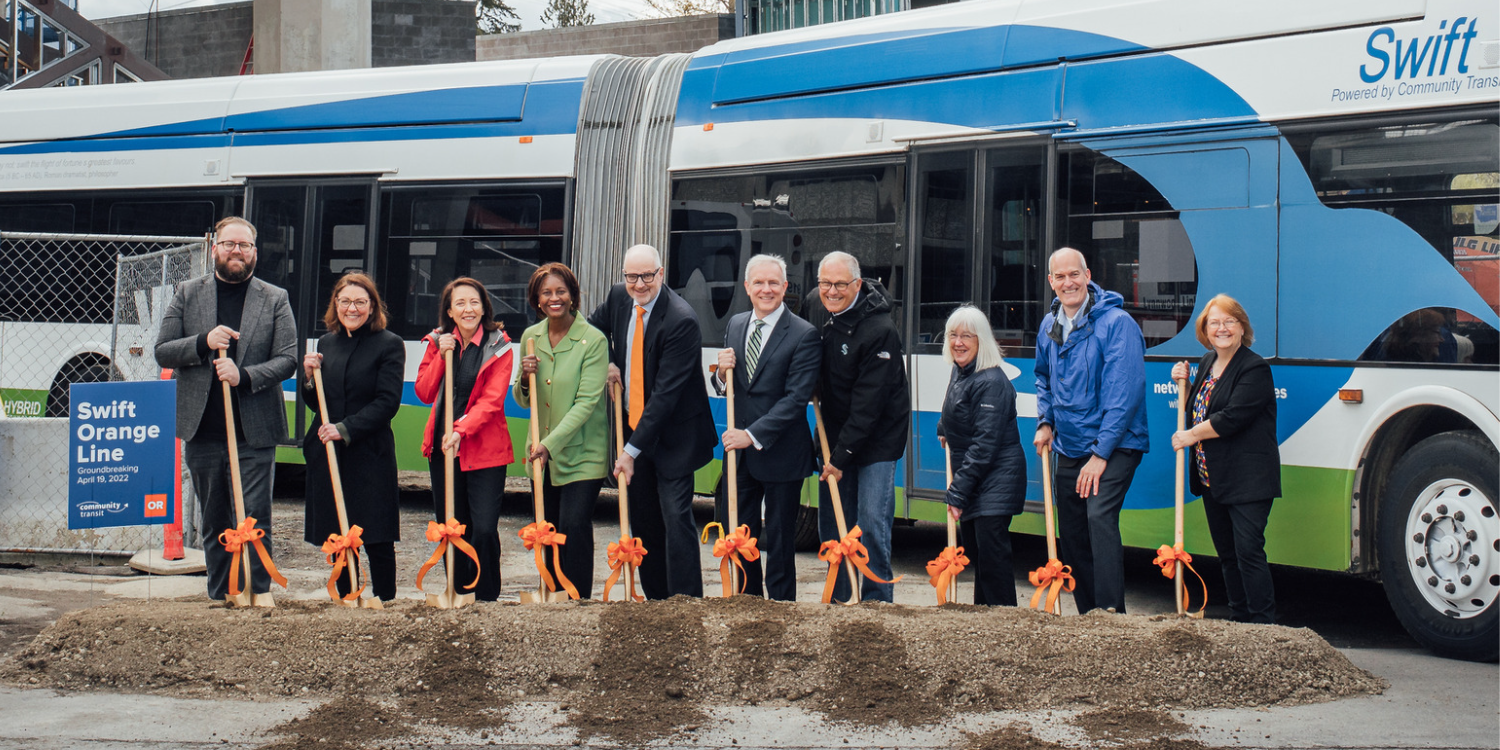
[1041,445,1057,562]
[812,398,860,603]
[526,339,545,525]
[443,347,456,597]
[723,366,739,594]
[1174,375,1188,615]
[312,365,359,597]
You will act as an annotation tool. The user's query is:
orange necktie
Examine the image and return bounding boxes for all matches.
[629,304,645,429]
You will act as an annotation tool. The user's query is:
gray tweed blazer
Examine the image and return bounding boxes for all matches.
[154,273,297,447]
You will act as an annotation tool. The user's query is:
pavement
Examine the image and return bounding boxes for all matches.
[0,493,1495,749]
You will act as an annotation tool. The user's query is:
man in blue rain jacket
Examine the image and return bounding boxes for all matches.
[1034,247,1150,614]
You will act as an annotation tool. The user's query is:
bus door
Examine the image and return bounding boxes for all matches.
[244,178,380,445]
[906,144,1048,519]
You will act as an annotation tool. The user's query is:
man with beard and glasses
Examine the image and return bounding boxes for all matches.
[156,216,297,601]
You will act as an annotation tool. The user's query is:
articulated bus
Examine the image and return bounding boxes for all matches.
[0,0,1495,659]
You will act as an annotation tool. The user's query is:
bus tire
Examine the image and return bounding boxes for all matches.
[792,503,820,551]
[1377,430,1499,662]
[44,355,115,418]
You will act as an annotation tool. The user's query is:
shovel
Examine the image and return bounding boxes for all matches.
[603,381,644,602]
[944,447,960,603]
[520,338,575,603]
[1151,375,1205,617]
[1026,446,1072,615]
[424,348,476,610]
[812,399,861,605]
[218,349,280,608]
[311,364,381,609]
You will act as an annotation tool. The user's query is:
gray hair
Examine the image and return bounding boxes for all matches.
[818,251,861,280]
[942,305,1005,372]
[745,253,787,281]
[623,243,662,268]
[1047,247,1088,274]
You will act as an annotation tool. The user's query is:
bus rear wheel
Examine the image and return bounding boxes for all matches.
[1377,430,1499,662]
[44,355,116,418]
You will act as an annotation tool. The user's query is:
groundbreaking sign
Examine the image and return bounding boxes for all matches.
[68,380,176,530]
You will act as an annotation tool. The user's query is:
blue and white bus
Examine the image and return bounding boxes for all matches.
[0,0,1495,659]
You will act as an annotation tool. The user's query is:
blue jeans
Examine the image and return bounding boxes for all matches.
[818,460,897,602]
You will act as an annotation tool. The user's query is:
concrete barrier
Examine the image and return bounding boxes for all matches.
[0,418,149,556]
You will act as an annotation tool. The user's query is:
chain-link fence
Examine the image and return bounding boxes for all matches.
[0,232,207,556]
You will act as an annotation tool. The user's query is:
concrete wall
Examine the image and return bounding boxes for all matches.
[477,13,733,61]
[373,0,476,67]
[94,2,254,79]
[94,0,473,80]
[253,0,373,74]
[0,419,149,555]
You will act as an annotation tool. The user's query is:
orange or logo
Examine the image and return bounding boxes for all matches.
[144,494,168,518]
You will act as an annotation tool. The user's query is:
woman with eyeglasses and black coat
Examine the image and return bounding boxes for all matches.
[1171,293,1280,624]
[301,273,405,602]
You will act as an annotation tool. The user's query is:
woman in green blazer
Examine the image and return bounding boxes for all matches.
[514,262,610,597]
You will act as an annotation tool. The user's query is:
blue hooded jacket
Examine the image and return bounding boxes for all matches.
[1034,282,1150,460]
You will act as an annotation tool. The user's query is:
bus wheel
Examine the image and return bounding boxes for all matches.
[1377,430,1499,662]
[44,355,115,418]
[792,504,820,551]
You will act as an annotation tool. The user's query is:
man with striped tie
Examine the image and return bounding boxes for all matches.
[591,244,717,598]
[712,254,822,600]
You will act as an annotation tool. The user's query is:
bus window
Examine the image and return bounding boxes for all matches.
[668,163,905,346]
[914,150,973,352]
[107,201,215,237]
[984,147,1046,353]
[1057,149,1199,348]
[380,185,566,340]
[1293,116,1500,365]
[0,203,75,233]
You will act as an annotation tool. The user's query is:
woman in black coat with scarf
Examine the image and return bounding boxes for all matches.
[937,306,1026,606]
[302,273,405,602]
[1171,294,1280,624]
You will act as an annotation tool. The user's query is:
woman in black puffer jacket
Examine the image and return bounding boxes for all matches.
[937,305,1027,606]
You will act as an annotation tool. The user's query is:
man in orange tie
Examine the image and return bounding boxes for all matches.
[590,244,716,598]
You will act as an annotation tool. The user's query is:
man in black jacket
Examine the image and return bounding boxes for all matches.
[590,244,716,598]
[808,251,910,602]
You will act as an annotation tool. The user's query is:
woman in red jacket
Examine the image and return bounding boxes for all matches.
[415,277,514,601]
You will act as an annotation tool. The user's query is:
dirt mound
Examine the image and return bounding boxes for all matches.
[2,596,1384,743]
[1074,706,1189,741]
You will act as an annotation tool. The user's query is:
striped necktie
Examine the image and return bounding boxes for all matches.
[746,319,765,381]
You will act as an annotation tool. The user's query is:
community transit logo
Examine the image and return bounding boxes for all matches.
[1334,15,1499,103]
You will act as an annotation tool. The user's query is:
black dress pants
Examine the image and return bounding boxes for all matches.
[541,466,602,599]
[185,440,276,600]
[1202,490,1276,624]
[429,458,507,601]
[334,541,396,601]
[960,513,1016,606]
[1054,448,1142,614]
[716,472,801,601]
[625,448,703,599]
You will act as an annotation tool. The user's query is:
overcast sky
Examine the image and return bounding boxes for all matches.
[78,0,652,34]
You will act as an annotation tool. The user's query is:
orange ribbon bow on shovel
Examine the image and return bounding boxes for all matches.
[1154,544,1207,618]
[926,546,970,606]
[817,526,903,604]
[219,517,288,597]
[1029,558,1076,614]
[701,522,760,597]
[321,525,366,603]
[417,519,481,593]
[602,536,647,603]
[520,521,581,600]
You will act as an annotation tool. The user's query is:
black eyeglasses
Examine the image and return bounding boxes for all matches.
[216,240,256,252]
[624,270,660,284]
[817,280,854,292]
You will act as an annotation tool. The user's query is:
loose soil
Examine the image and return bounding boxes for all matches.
[2,594,1384,745]
[1074,706,1190,742]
